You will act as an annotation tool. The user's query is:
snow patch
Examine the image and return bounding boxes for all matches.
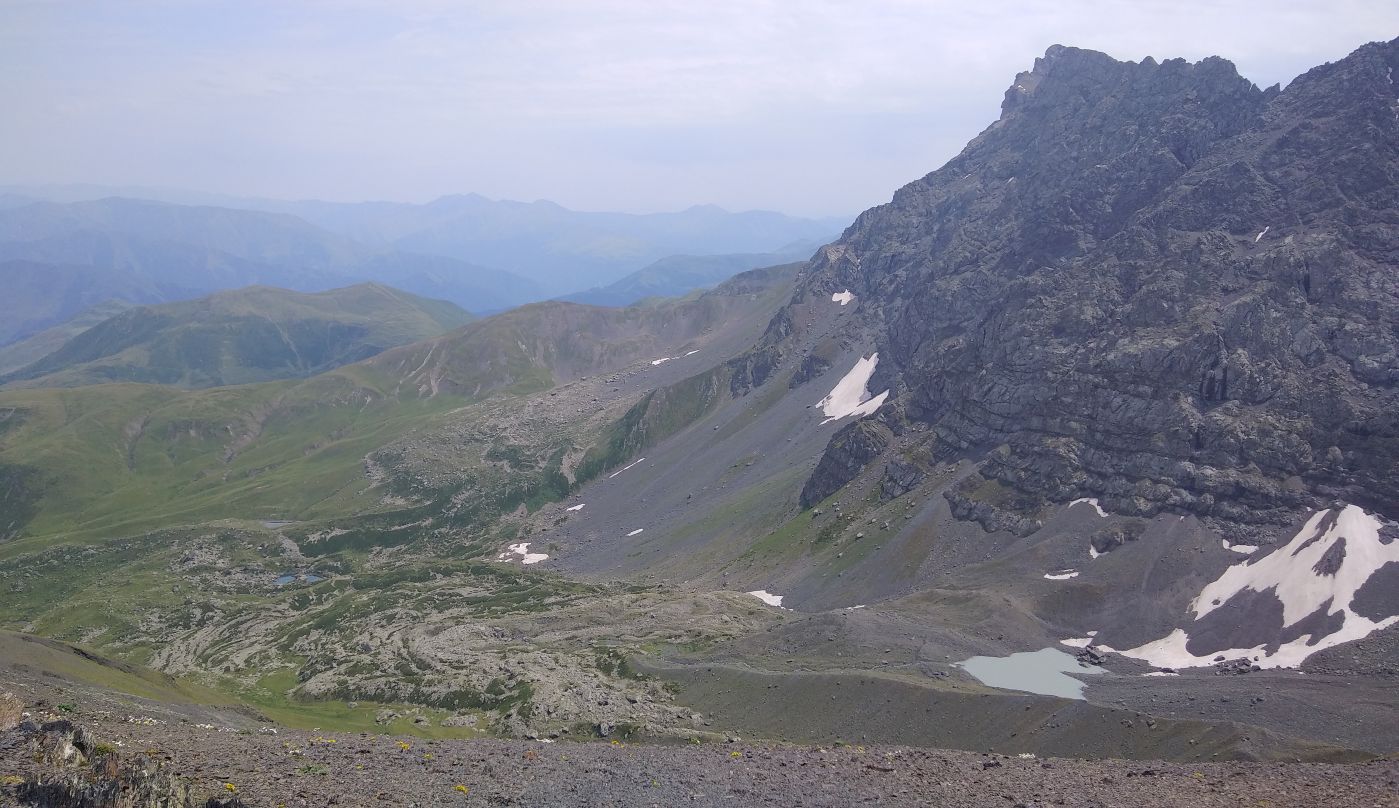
[1222,539,1258,555]
[831,290,854,306]
[650,350,698,365]
[816,354,890,425]
[626,528,644,537]
[609,457,645,478]
[748,590,786,608]
[565,503,585,512]
[497,543,548,565]
[1059,637,1093,649]
[1044,570,1079,580]
[1120,505,1399,669]
[1254,225,1270,242]
[1070,498,1107,518]
[1142,672,1179,677]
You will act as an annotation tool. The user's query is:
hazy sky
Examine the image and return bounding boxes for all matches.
[4,1,1396,216]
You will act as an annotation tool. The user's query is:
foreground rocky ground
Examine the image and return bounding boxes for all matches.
[2,689,1396,808]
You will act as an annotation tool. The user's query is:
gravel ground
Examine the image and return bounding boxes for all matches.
[3,708,1396,808]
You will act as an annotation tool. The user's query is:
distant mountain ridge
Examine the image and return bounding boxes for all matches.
[0,187,849,296]
[1,283,473,389]
[559,237,830,307]
[0,197,540,344]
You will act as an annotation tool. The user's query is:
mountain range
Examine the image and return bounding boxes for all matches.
[0,197,538,343]
[1,37,1397,801]
[0,188,844,301]
[559,238,827,307]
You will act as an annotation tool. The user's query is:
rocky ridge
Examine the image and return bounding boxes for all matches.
[786,39,1399,528]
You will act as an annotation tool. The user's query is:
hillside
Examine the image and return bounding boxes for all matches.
[2,283,474,389]
[0,265,797,543]
[510,39,1399,751]
[0,300,133,376]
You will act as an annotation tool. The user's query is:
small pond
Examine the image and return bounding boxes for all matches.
[957,647,1103,700]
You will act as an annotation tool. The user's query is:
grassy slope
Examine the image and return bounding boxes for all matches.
[0,300,134,375]
[0,270,798,735]
[5,283,474,389]
[0,630,488,737]
[0,631,229,705]
[0,366,465,551]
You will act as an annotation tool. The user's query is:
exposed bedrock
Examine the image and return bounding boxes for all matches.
[791,39,1399,525]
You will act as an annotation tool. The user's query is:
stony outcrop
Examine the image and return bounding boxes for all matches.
[799,420,893,508]
[793,39,1399,526]
[7,719,240,808]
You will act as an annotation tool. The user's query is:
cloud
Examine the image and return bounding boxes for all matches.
[2,1,1396,216]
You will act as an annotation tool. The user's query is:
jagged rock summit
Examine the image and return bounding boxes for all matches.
[790,38,1399,528]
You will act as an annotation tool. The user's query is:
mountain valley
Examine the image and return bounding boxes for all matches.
[3,34,1398,808]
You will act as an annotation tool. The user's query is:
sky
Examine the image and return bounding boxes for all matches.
[4,1,1396,217]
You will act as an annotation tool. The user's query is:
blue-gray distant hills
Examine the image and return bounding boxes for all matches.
[0,197,540,344]
[560,236,832,307]
[0,188,849,300]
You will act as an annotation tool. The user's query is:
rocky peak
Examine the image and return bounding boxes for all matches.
[789,38,1399,526]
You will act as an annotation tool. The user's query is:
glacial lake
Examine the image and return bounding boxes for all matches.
[957,647,1104,700]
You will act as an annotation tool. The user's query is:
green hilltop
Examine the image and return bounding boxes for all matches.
[2,283,474,390]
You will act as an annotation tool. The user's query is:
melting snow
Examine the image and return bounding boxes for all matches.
[1070,498,1108,518]
[626,528,644,537]
[1044,570,1079,580]
[816,354,890,425]
[1059,637,1093,649]
[959,648,1102,700]
[831,290,854,306]
[748,590,786,608]
[1119,505,1399,669]
[498,543,548,565]
[1254,226,1270,243]
[1222,539,1258,555]
[1142,672,1179,677]
[609,457,645,478]
[684,349,699,356]
[566,503,585,512]
[650,357,672,366]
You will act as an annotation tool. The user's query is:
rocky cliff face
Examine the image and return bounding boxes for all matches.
[791,39,1399,526]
